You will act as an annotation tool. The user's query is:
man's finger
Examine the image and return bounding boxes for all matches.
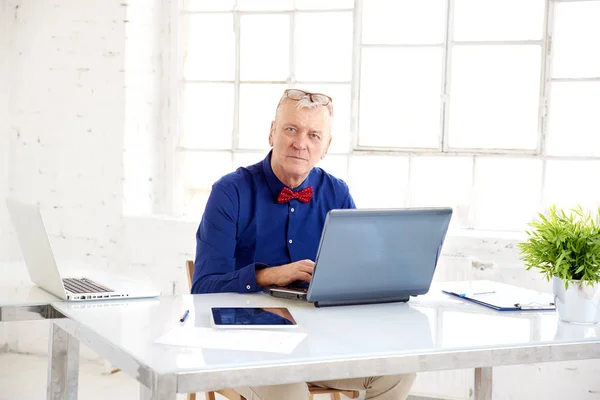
[297,272,312,282]
[297,264,314,274]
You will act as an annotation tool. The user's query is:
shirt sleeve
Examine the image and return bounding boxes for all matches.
[341,185,357,209]
[191,182,263,294]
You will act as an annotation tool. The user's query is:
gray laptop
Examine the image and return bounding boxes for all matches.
[267,207,452,307]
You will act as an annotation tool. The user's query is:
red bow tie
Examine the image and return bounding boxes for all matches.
[277,186,313,204]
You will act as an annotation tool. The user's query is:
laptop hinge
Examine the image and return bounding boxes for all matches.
[313,296,410,308]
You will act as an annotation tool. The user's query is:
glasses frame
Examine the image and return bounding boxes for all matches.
[284,89,333,105]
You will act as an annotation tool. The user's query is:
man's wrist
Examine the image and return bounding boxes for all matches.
[256,265,275,287]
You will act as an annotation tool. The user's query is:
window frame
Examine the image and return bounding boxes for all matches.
[167,0,600,230]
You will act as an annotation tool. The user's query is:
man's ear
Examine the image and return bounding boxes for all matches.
[269,121,275,147]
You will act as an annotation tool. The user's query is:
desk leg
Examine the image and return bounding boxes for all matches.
[139,375,176,400]
[474,367,493,400]
[47,322,80,400]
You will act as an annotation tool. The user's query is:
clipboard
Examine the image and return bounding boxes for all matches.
[441,281,555,312]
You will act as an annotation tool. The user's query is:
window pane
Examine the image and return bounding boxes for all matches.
[552,2,600,79]
[317,154,349,182]
[295,83,351,153]
[410,156,473,228]
[182,0,235,11]
[448,45,541,150]
[359,48,443,148]
[240,15,289,81]
[453,0,545,41]
[238,84,288,149]
[233,151,264,169]
[237,0,293,10]
[472,158,542,231]
[183,188,211,217]
[543,160,600,211]
[295,0,353,10]
[181,151,233,190]
[180,83,234,149]
[183,14,235,81]
[348,155,409,208]
[362,0,446,45]
[546,82,600,157]
[295,12,353,82]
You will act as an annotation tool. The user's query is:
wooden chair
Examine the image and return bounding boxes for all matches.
[185,260,359,400]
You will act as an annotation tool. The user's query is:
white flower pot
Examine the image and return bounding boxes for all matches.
[552,276,600,324]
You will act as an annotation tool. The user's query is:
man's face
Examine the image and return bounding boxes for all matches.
[269,99,332,182]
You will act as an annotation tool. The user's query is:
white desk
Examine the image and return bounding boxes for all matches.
[0,262,61,321]
[0,285,61,321]
[0,260,154,321]
[48,288,600,400]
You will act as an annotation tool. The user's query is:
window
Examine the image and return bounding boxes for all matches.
[174,0,600,232]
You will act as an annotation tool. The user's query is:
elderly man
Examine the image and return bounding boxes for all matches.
[192,89,416,400]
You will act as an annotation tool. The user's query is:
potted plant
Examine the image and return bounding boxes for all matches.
[518,205,600,324]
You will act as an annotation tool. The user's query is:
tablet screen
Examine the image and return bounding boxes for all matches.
[211,307,297,327]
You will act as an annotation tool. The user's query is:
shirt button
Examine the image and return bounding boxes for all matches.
[291,208,295,212]
[289,239,293,244]
[246,285,251,290]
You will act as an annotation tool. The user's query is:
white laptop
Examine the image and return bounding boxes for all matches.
[6,198,161,301]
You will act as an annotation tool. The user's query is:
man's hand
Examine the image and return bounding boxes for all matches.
[256,259,315,287]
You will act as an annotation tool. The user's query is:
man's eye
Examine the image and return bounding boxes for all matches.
[286,127,296,132]
[311,134,320,139]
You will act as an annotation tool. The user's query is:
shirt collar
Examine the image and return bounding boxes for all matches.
[262,150,314,201]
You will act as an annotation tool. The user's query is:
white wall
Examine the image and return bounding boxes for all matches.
[1,0,10,261]
[0,0,599,398]
[122,0,167,217]
[0,0,130,364]
[4,0,126,267]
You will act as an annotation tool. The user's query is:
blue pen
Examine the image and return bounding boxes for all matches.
[179,309,190,323]
[458,291,495,297]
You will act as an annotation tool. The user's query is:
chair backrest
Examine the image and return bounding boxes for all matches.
[186,260,194,291]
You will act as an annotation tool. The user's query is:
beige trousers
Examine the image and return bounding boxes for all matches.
[236,373,416,400]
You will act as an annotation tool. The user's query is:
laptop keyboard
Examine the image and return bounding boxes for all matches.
[288,286,308,293]
[63,278,114,294]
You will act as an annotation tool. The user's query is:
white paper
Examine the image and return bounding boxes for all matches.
[154,327,307,354]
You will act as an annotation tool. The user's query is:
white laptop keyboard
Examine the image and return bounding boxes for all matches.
[62,278,114,294]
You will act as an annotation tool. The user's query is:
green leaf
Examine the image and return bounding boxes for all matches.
[517,204,600,285]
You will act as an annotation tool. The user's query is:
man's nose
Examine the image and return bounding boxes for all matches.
[292,134,308,150]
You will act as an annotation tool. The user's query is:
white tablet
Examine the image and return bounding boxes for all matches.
[210,307,298,329]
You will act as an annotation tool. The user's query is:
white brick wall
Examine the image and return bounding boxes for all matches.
[1,0,10,262]
[0,0,599,398]
[4,0,126,265]
[122,0,167,217]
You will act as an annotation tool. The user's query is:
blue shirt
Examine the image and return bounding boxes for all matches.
[192,151,356,294]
